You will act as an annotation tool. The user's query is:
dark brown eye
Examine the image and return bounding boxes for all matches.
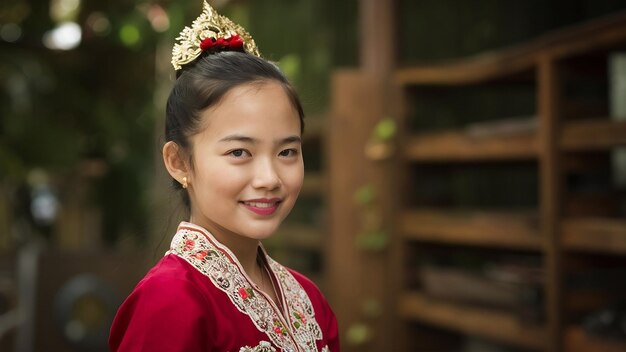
[229,149,250,158]
[279,149,297,157]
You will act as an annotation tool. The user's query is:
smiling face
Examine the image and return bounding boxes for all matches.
[179,80,304,245]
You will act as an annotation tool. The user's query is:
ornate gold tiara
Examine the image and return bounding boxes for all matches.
[171,1,261,70]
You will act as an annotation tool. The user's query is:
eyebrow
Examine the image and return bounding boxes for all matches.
[218,134,302,145]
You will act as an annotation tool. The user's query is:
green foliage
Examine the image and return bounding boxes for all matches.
[0,0,175,244]
[353,184,375,206]
[355,230,388,252]
[373,117,396,142]
[0,0,360,246]
[345,322,371,346]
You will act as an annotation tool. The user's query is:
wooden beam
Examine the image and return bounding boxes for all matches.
[395,54,536,86]
[404,130,538,162]
[395,11,626,86]
[328,71,392,352]
[399,209,542,250]
[399,292,547,350]
[562,217,626,254]
[359,0,396,76]
[560,119,626,151]
[538,57,564,352]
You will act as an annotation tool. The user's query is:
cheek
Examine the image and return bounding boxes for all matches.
[194,162,248,198]
[283,163,304,192]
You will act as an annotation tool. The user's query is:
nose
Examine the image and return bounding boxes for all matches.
[251,157,281,190]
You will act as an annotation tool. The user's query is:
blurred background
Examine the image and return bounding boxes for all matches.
[1,0,626,351]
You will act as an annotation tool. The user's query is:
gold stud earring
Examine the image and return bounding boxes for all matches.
[182,177,188,189]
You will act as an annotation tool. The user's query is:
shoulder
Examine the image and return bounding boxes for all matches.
[136,254,203,291]
[109,254,212,350]
[115,254,210,317]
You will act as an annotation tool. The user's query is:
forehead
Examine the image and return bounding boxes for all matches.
[198,81,301,139]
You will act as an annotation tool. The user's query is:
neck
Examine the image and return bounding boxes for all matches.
[228,237,262,277]
[189,219,262,278]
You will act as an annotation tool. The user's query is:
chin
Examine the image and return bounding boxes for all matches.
[243,225,280,240]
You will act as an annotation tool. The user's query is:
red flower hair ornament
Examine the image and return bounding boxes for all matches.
[199,34,245,53]
[171,1,260,70]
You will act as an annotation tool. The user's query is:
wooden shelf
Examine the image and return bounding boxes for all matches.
[565,325,626,352]
[394,55,535,85]
[398,291,547,350]
[403,130,538,162]
[395,11,626,86]
[562,217,626,254]
[561,119,626,151]
[330,8,626,352]
[399,208,542,250]
[300,172,325,197]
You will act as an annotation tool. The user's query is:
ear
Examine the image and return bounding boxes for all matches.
[163,141,190,185]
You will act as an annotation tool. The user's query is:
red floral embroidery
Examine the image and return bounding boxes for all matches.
[184,239,195,251]
[200,34,244,52]
[171,226,322,350]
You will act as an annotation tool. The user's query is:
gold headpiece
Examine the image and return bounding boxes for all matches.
[171,1,261,70]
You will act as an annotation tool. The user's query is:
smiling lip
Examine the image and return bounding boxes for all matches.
[240,198,282,216]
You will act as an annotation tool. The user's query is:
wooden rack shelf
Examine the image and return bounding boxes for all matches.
[395,10,626,86]
[390,11,626,352]
[404,130,538,162]
[560,119,626,151]
[565,326,626,352]
[394,57,535,86]
[399,209,542,250]
[398,291,547,350]
[562,217,626,254]
[329,5,626,351]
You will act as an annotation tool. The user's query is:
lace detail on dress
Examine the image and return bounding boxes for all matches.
[168,224,324,351]
[268,257,323,351]
[239,340,277,352]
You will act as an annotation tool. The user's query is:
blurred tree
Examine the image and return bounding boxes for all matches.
[0,0,359,249]
[0,0,170,246]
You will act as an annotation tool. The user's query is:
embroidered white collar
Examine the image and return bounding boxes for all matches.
[167,222,323,352]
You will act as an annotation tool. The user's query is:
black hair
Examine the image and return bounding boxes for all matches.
[165,51,305,209]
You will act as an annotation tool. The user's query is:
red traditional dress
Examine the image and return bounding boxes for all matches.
[109,222,339,351]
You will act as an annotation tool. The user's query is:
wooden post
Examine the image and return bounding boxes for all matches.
[359,0,396,77]
[538,56,563,352]
[327,1,397,350]
[328,71,390,352]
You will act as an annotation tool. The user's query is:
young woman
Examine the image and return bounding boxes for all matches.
[108,2,339,351]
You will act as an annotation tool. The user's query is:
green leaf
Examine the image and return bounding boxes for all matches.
[373,117,396,142]
[119,24,141,47]
[353,184,375,206]
[346,322,370,346]
[355,230,388,251]
[278,54,301,82]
